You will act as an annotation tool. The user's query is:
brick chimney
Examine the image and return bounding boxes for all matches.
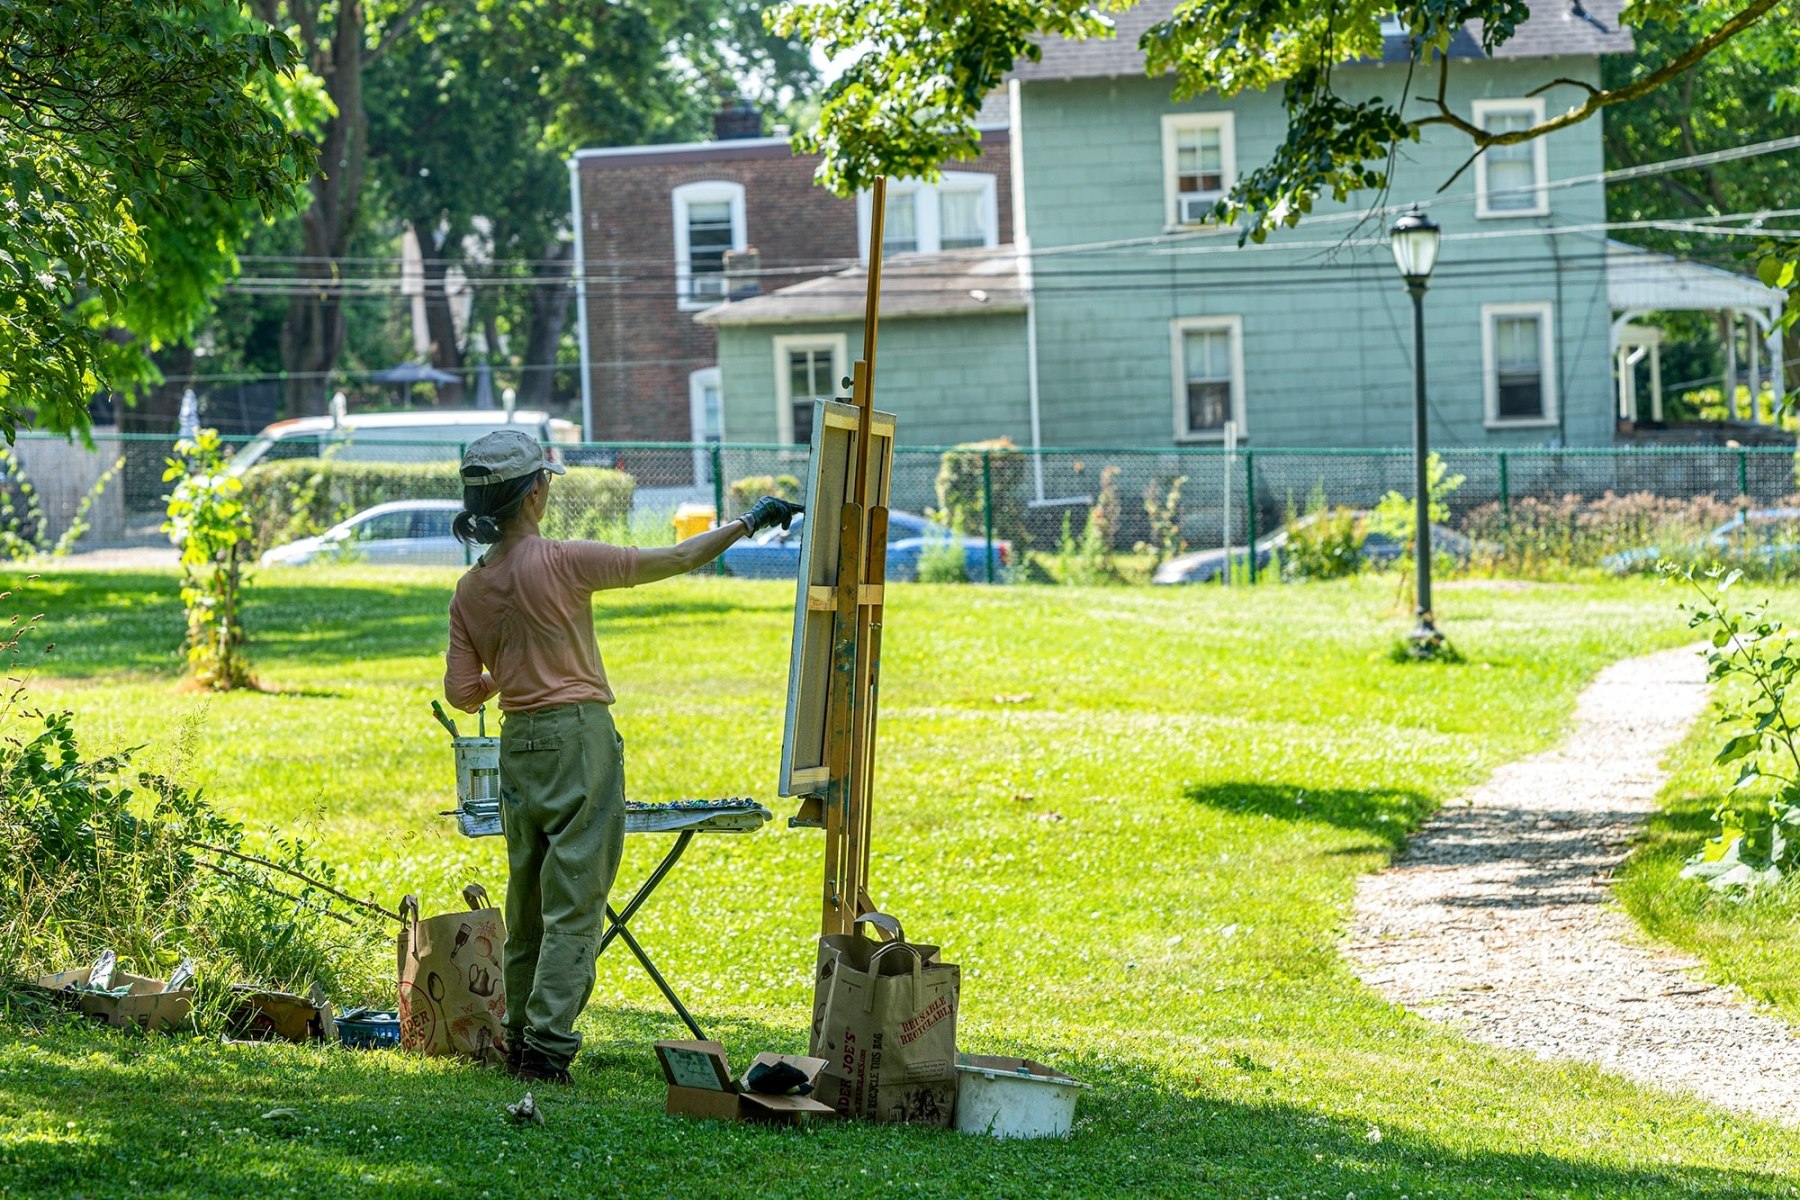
[713,97,761,141]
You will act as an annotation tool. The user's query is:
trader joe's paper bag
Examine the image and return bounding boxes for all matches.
[397,884,508,1063]
[810,913,959,1125]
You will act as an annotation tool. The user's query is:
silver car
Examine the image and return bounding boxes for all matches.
[259,500,469,567]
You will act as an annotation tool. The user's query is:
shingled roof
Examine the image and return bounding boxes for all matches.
[695,251,1028,326]
[1010,0,1633,82]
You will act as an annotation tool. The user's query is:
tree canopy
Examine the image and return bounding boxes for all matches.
[0,0,316,442]
[364,0,812,407]
[775,0,1792,237]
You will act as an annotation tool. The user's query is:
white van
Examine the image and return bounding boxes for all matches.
[227,402,581,474]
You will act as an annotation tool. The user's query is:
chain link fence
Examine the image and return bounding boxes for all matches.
[7,430,1798,581]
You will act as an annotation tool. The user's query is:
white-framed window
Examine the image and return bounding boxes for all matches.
[1169,316,1246,441]
[688,366,723,485]
[1161,113,1236,229]
[1473,98,1548,218]
[672,181,746,310]
[855,172,999,258]
[773,334,847,446]
[1482,302,1557,426]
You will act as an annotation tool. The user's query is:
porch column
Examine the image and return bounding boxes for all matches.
[1747,318,1762,423]
[1771,307,1788,404]
[1722,311,1739,420]
[1650,339,1664,422]
[1616,346,1633,420]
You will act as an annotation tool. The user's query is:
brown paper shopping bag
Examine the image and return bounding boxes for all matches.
[397,884,508,1063]
[809,912,960,1125]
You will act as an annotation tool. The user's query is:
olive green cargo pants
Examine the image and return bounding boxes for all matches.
[497,701,625,1068]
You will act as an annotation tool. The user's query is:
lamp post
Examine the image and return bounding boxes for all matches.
[1390,206,1442,652]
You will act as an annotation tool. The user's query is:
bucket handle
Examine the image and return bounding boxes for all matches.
[462,883,490,911]
[853,911,904,944]
[399,894,421,964]
[865,940,925,1013]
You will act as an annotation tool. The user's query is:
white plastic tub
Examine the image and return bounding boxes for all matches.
[954,1055,1089,1139]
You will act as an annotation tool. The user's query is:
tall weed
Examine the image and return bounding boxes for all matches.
[0,608,386,1020]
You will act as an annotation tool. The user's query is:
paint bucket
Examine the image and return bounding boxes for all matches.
[454,736,501,807]
[954,1055,1090,1139]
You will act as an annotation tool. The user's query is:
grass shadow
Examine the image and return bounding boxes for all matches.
[2,1011,1794,1200]
[1185,780,1432,851]
[14,570,781,679]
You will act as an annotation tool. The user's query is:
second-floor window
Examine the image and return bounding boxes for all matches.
[672,181,746,310]
[858,173,999,258]
[1161,113,1236,228]
[1474,99,1548,217]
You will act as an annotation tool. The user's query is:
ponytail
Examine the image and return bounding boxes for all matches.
[453,470,544,546]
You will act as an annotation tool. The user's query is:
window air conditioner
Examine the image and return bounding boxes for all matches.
[690,274,726,300]
[1178,193,1214,225]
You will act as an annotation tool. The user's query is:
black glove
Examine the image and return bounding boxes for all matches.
[745,1059,814,1096]
[741,496,804,534]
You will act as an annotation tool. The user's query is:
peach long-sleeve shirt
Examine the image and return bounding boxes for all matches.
[444,535,639,713]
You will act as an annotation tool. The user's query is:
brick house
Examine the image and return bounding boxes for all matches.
[566,102,1011,483]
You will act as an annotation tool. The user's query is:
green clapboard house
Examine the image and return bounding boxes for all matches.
[700,1,1783,454]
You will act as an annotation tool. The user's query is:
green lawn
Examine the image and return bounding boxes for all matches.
[1615,706,1800,1028]
[5,568,1799,1200]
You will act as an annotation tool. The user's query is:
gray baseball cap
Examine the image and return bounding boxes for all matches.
[459,429,566,486]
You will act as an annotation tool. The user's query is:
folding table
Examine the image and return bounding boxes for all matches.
[446,795,771,1041]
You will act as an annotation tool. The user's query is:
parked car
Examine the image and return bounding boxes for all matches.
[1602,508,1800,575]
[259,500,469,567]
[1152,510,1479,585]
[228,405,579,475]
[719,511,1011,581]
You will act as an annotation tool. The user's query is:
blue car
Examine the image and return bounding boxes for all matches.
[1603,508,1800,575]
[718,510,1011,581]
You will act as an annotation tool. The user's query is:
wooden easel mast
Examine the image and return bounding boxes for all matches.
[819,176,889,937]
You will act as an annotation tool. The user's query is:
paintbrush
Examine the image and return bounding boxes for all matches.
[430,701,460,738]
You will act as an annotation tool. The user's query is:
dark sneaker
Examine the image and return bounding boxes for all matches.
[511,1046,572,1085]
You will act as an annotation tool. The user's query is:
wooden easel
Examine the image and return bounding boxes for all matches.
[817,176,890,937]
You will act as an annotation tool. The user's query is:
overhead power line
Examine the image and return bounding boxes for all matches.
[226,135,1800,275]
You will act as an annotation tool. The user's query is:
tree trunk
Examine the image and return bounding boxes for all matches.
[518,240,572,411]
[280,1,369,418]
[413,217,466,407]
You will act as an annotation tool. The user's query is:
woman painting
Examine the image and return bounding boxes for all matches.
[443,429,799,1084]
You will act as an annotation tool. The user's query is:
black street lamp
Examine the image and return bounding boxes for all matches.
[1390,206,1442,653]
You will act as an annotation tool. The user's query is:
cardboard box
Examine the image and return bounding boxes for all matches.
[228,984,336,1043]
[654,1040,835,1126]
[33,966,192,1033]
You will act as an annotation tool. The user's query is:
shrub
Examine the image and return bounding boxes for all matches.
[240,458,635,553]
[540,469,641,542]
[1053,518,1121,586]
[1283,487,1365,581]
[1372,452,1463,555]
[1134,474,1188,566]
[1461,492,1740,577]
[1666,565,1800,894]
[728,474,800,512]
[916,537,969,584]
[930,439,1028,550]
[164,431,254,690]
[0,612,384,1012]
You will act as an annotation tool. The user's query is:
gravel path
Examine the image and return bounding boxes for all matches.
[1344,645,1800,1126]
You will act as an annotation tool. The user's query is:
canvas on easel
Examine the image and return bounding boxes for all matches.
[778,399,895,801]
